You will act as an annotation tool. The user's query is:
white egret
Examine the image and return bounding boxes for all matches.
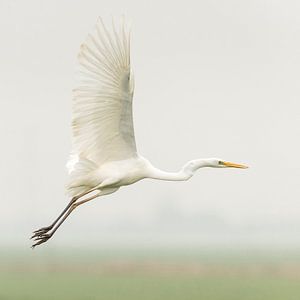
[31,18,247,248]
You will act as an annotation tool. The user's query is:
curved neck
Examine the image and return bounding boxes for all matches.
[147,159,212,182]
[148,168,191,181]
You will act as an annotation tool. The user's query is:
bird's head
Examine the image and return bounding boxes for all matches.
[208,158,248,169]
[183,158,248,175]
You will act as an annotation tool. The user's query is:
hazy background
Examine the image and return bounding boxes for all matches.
[1,0,300,251]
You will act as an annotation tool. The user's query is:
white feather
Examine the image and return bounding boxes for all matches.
[66,18,136,195]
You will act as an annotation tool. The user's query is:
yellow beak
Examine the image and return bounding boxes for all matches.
[223,161,248,169]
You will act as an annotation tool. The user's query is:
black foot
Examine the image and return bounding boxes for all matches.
[31,233,53,249]
[31,226,53,240]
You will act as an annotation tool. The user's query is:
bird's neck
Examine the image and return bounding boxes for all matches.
[148,159,212,182]
[149,168,190,181]
[148,167,192,182]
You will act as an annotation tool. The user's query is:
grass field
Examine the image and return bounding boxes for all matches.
[1,248,300,300]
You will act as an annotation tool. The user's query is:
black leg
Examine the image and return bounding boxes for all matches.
[31,197,77,239]
[31,193,99,248]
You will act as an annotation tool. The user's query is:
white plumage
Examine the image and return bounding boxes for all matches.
[67,18,136,196]
[31,18,247,248]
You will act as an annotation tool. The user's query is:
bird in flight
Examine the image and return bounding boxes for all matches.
[31,18,248,248]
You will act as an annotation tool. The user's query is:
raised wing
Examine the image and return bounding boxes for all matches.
[70,18,137,169]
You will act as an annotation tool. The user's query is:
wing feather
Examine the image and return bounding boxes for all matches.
[69,18,137,172]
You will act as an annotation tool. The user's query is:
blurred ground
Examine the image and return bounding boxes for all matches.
[1,248,300,300]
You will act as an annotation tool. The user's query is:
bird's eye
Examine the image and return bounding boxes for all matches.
[218,161,223,165]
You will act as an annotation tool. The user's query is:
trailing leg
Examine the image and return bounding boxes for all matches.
[31,197,77,238]
[31,187,119,249]
[31,192,100,248]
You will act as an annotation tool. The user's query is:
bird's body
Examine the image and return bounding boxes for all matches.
[69,156,149,193]
[66,155,200,196]
[31,17,247,248]
[89,157,148,187]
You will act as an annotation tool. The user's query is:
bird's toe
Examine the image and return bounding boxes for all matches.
[31,233,52,249]
[33,226,52,234]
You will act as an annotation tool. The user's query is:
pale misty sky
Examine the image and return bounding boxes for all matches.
[1,0,300,249]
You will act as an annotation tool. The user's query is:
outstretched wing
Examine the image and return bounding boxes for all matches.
[70,18,137,168]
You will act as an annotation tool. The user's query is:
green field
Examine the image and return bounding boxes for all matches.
[1,249,300,300]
